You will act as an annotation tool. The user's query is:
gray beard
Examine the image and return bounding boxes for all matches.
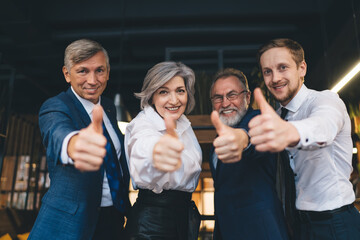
[219,107,247,127]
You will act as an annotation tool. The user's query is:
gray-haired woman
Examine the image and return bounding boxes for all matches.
[125,62,202,239]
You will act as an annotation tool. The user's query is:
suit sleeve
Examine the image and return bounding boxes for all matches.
[39,97,79,169]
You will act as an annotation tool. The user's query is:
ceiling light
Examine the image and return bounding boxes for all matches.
[331,61,360,93]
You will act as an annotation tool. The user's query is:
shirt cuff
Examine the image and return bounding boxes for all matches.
[241,128,251,151]
[61,131,79,164]
[287,121,325,150]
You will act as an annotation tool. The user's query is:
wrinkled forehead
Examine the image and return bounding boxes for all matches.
[212,76,245,95]
[71,52,108,70]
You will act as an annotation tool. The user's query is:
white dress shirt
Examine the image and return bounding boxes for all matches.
[125,106,202,194]
[281,84,355,211]
[60,87,121,207]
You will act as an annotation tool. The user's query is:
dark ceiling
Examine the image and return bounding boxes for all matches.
[1,0,360,118]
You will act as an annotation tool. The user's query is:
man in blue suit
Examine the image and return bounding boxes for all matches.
[209,68,289,240]
[29,39,130,240]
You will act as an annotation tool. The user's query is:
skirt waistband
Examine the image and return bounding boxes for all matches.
[137,189,192,208]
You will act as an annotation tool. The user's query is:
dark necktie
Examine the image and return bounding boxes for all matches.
[279,107,298,237]
[102,123,126,213]
[280,107,289,120]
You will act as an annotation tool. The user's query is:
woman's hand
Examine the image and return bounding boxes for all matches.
[153,117,184,172]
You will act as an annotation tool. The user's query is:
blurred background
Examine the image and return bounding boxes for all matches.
[1,0,360,239]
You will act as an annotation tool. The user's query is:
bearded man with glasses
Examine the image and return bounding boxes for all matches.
[209,68,289,240]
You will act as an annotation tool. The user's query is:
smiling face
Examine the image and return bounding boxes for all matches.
[152,75,188,121]
[211,76,250,126]
[63,51,109,104]
[260,47,306,106]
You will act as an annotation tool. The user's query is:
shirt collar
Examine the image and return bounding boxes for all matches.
[280,84,309,114]
[70,86,101,115]
[143,106,190,135]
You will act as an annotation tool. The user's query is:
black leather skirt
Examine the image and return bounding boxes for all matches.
[126,189,192,240]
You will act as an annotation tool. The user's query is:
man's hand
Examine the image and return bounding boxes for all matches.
[211,111,249,163]
[68,105,107,171]
[248,88,300,152]
[152,117,184,172]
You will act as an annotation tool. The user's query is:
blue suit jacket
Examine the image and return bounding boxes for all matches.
[29,88,130,240]
[210,108,289,240]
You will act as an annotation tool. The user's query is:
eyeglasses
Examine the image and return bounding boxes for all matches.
[211,90,248,104]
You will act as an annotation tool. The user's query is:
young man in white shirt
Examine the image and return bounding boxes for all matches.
[249,38,360,240]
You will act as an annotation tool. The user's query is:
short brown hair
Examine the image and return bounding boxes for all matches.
[257,38,305,67]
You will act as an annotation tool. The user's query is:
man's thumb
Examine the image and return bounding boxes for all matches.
[211,110,226,135]
[164,116,178,138]
[254,88,272,114]
[91,105,103,134]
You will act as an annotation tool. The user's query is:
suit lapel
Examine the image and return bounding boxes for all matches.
[64,88,91,127]
[101,98,122,142]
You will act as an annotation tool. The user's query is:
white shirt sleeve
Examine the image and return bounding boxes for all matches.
[288,91,346,150]
[241,128,252,151]
[60,131,79,164]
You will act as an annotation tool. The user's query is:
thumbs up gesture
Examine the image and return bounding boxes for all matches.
[68,105,107,171]
[211,111,249,163]
[248,88,300,152]
[152,116,184,172]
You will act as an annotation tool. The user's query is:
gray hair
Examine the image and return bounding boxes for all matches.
[64,39,110,71]
[135,62,196,114]
[210,68,249,97]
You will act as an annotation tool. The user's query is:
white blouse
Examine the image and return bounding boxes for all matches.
[125,106,202,194]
